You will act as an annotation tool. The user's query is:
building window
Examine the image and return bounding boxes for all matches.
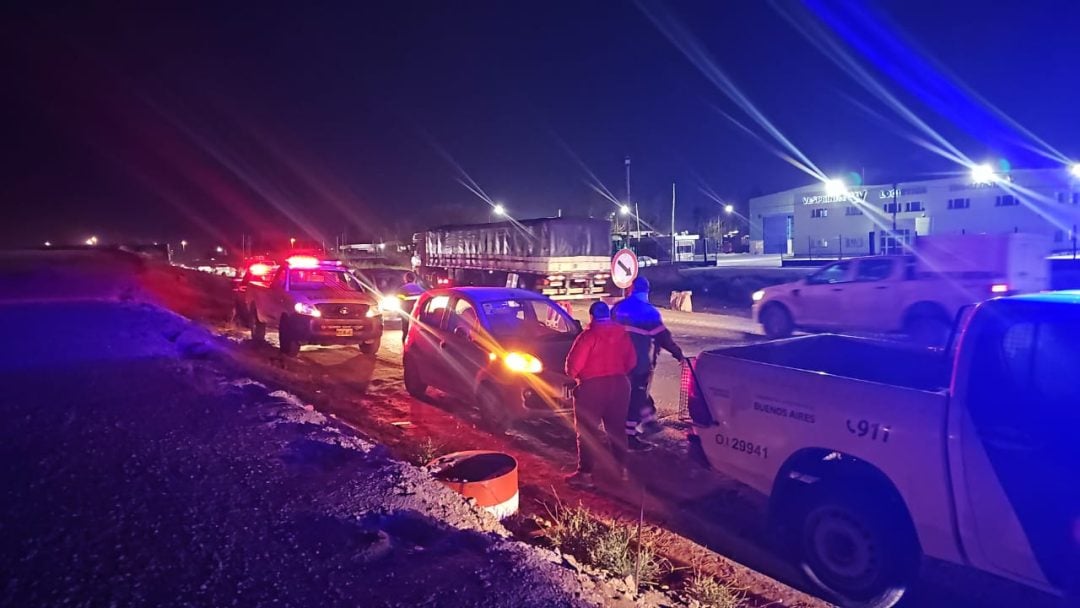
[843,237,864,249]
[995,195,1019,207]
[844,206,863,216]
[810,208,828,218]
[947,198,970,210]
[883,202,900,214]
[816,239,829,248]
[904,201,925,212]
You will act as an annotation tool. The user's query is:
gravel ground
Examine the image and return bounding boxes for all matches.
[0,251,684,608]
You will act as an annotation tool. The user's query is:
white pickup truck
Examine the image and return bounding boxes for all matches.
[244,255,384,356]
[685,292,1079,607]
[752,233,1050,343]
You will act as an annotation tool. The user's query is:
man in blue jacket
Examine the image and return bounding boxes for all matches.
[612,277,685,450]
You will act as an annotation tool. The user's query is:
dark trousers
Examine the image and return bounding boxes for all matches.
[625,371,656,436]
[574,375,631,475]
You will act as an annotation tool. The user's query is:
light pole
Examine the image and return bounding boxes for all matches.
[625,156,640,246]
[290,237,296,249]
[180,240,188,253]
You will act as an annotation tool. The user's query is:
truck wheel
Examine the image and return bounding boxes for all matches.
[234,302,251,328]
[359,337,381,355]
[761,304,794,339]
[279,315,301,357]
[402,355,427,398]
[252,309,267,342]
[799,492,918,608]
[477,383,511,434]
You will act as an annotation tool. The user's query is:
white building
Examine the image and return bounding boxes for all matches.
[750,167,1080,257]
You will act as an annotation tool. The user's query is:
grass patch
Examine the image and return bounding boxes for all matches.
[408,437,444,466]
[541,499,666,585]
[686,572,747,608]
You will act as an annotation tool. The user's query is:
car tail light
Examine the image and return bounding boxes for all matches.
[436,277,451,286]
[286,255,320,269]
[679,357,714,425]
[991,283,1009,294]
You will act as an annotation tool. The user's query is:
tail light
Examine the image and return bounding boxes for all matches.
[436,277,451,286]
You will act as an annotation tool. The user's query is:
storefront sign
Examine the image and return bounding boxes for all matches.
[801,190,867,205]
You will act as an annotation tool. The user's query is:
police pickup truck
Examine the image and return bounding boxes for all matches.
[245,255,383,356]
[685,292,1079,607]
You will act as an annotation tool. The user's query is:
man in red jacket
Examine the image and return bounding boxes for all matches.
[564,301,637,490]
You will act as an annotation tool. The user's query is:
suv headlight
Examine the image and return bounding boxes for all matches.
[378,295,402,313]
[503,352,543,374]
[294,302,322,317]
[752,290,765,302]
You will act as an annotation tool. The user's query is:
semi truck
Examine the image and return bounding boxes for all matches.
[413,217,612,300]
[685,291,1080,607]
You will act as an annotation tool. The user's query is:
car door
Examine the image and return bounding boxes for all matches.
[409,293,452,389]
[793,260,854,328]
[951,303,1080,591]
[442,296,489,396]
[840,258,900,332]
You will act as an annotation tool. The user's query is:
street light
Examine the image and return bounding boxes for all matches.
[824,178,847,196]
[724,204,734,214]
[970,163,995,184]
[289,237,296,249]
[619,204,630,215]
[180,240,187,252]
[215,246,224,254]
[1070,163,1080,179]
[493,203,506,216]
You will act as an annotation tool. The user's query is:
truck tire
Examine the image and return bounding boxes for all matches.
[234,302,251,328]
[477,383,511,434]
[761,304,794,339]
[359,337,380,355]
[251,307,267,343]
[402,355,427,398]
[279,315,301,357]
[798,491,918,608]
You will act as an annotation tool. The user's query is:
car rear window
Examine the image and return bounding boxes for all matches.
[289,269,362,292]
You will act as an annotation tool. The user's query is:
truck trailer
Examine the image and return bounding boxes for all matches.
[413,217,612,300]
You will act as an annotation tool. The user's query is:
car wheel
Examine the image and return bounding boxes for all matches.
[761,304,794,339]
[279,315,301,357]
[251,308,266,342]
[799,492,918,608]
[402,355,427,398]
[477,383,511,434]
[359,337,381,355]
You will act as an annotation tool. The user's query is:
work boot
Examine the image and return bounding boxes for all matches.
[637,421,663,437]
[627,436,653,452]
[566,471,596,490]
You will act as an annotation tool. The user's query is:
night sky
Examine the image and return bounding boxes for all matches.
[2,1,1078,250]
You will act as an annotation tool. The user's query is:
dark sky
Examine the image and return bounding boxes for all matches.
[2,1,1078,250]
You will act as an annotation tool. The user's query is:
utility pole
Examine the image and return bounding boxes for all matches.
[670,182,676,265]
[625,156,640,245]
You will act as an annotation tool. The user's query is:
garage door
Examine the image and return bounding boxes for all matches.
[762,214,789,254]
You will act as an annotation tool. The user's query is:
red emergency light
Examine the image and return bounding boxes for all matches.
[991,283,1009,294]
[248,262,272,277]
[286,255,321,269]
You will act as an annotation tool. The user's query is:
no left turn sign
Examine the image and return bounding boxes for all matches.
[611,248,639,290]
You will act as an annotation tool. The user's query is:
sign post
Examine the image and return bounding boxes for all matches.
[611,248,639,294]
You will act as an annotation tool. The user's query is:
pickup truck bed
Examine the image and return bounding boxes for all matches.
[712,335,951,392]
